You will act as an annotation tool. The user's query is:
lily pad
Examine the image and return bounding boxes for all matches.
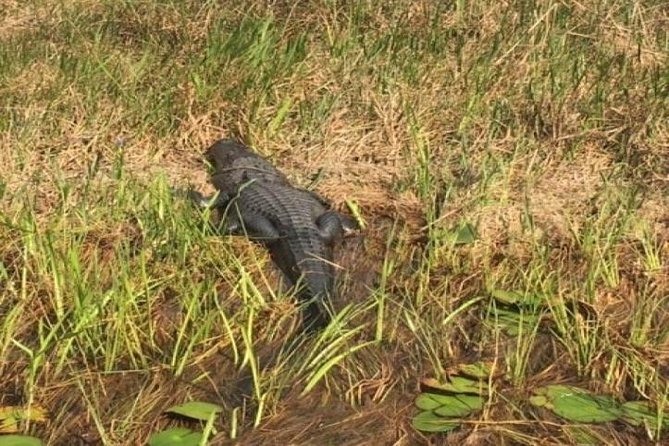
[415,393,448,411]
[148,428,202,446]
[449,376,486,395]
[621,401,668,429]
[433,395,484,417]
[552,395,621,423]
[453,361,494,379]
[415,393,483,417]
[421,376,487,395]
[411,411,460,433]
[532,385,622,423]
[166,401,223,421]
[529,395,548,407]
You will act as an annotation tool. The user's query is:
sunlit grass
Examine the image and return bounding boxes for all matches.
[0,0,667,444]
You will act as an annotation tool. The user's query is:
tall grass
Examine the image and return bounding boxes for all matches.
[0,0,667,444]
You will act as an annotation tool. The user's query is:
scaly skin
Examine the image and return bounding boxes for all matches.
[191,139,352,332]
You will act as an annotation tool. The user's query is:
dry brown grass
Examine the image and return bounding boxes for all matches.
[1,0,668,445]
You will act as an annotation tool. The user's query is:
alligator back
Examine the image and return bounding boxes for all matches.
[204,139,340,331]
[234,180,336,330]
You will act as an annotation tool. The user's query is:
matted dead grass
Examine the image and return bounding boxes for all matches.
[1,0,669,445]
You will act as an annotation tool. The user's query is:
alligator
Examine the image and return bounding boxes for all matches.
[189,139,355,332]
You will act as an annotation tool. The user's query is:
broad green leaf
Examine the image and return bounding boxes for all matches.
[541,385,584,399]
[433,395,484,417]
[415,393,447,411]
[535,385,622,423]
[166,401,223,421]
[529,395,548,407]
[553,399,621,423]
[0,435,44,446]
[621,401,653,426]
[411,411,460,433]
[421,377,486,395]
[455,362,493,379]
[148,428,203,446]
[449,376,484,394]
[621,401,668,429]
[416,393,483,417]
[491,289,524,305]
[454,223,478,245]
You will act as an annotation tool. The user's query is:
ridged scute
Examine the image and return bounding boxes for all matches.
[205,139,342,331]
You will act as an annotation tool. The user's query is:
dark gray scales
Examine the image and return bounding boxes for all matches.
[190,139,355,332]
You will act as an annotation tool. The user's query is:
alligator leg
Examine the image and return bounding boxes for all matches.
[301,295,333,333]
[187,189,281,241]
[337,213,359,236]
[187,189,229,209]
[187,189,245,235]
[229,206,280,241]
[316,210,360,243]
[315,211,344,243]
[305,190,358,236]
[210,202,280,240]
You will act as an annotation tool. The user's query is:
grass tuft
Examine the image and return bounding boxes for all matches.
[1,0,668,444]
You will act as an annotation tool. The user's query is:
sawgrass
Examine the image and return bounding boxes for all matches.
[1,0,668,444]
